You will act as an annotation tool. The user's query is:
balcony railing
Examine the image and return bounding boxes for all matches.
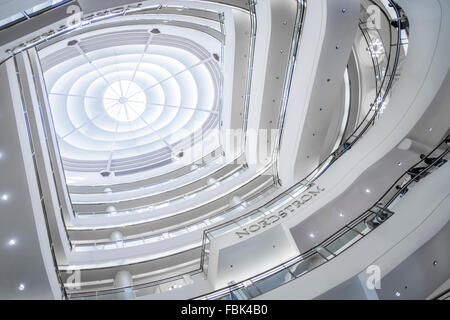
[1,0,256,300]
[196,134,450,300]
[1,0,412,300]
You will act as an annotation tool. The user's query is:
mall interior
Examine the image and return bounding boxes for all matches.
[0,0,449,300]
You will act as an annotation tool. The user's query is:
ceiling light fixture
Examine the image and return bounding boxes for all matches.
[1,194,8,201]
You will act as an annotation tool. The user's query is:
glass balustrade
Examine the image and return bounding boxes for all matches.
[72,166,277,252]
[68,0,406,299]
[196,135,450,300]
[0,0,69,30]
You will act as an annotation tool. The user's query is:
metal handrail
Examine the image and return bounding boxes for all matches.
[72,157,246,216]
[195,134,450,300]
[0,0,72,32]
[239,0,257,164]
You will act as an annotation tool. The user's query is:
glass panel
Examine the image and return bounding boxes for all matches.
[74,245,92,252]
[217,294,232,300]
[123,238,144,247]
[209,215,225,224]
[94,243,105,250]
[0,12,25,28]
[134,285,158,297]
[325,228,362,255]
[245,284,260,298]
[169,197,185,206]
[187,222,206,232]
[316,246,334,260]
[97,290,135,300]
[253,269,293,294]
[262,194,292,212]
[208,222,240,238]
[236,209,266,226]
[289,180,312,197]
[220,205,245,219]
[352,220,372,235]
[169,228,188,237]
[143,235,163,244]
[289,253,326,277]
[104,242,120,250]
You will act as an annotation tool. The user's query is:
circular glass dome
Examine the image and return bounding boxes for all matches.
[40,29,221,176]
[103,80,147,122]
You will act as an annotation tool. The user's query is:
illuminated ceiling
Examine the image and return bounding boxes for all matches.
[39,26,222,178]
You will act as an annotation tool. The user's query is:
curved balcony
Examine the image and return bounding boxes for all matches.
[196,135,450,300]
[6,0,448,302]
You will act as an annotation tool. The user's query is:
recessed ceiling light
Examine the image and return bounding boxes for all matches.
[428,128,433,132]
[1,194,8,201]
[395,291,400,297]
[365,189,371,193]
[8,239,16,246]
[309,233,315,238]
[339,213,344,217]
[18,283,25,291]
[397,162,402,166]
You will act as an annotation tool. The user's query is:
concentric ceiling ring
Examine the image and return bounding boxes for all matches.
[40,29,221,175]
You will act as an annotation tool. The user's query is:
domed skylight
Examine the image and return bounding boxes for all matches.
[40,28,221,177]
[103,80,147,122]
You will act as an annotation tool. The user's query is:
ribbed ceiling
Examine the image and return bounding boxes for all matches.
[40,29,221,176]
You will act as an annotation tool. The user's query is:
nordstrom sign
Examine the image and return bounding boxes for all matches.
[235,184,325,239]
[4,3,143,57]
